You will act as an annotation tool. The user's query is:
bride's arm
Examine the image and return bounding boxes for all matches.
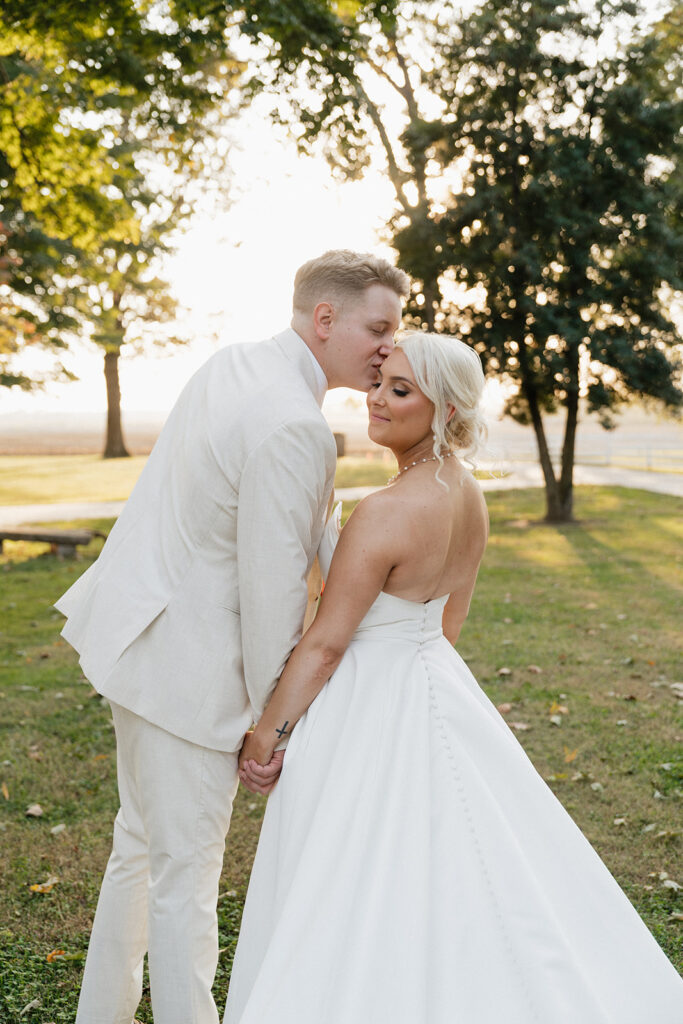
[240,494,400,769]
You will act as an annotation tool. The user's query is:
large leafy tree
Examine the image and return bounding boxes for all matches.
[0,3,216,423]
[0,0,369,451]
[397,0,682,521]
[249,0,682,521]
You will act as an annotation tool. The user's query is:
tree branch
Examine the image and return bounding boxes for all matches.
[354,80,413,214]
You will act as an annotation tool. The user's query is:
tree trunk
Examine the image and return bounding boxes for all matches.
[103,349,130,459]
[517,337,566,520]
[556,354,580,522]
[423,280,437,330]
[523,386,564,521]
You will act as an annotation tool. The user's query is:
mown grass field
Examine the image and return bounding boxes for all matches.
[0,454,396,506]
[0,486,681,1021]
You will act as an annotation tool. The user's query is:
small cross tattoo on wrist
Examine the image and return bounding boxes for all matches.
[275,721,290,739]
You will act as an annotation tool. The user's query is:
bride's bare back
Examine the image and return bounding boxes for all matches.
[312,457,488,656]
[362,457,488,640]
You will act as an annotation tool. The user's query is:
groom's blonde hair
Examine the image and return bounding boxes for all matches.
[293,250,409,314]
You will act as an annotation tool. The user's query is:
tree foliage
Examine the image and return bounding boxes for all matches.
[252,0,682,521]
[0,0,240,396]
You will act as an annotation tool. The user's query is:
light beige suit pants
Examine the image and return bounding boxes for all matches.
[75,703,239,1024]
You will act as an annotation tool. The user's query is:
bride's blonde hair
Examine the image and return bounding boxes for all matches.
[397,332,487,484]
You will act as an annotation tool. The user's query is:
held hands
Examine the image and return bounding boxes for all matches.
[238,730,284,795]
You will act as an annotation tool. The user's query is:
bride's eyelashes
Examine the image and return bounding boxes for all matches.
[370,382,410,396]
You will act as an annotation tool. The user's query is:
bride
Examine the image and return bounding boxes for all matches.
[224,333,682,1023]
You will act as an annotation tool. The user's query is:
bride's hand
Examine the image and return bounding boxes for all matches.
[238,731,283,794]
[240,728,273,767]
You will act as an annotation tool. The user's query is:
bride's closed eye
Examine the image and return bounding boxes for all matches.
[370,382,410,396]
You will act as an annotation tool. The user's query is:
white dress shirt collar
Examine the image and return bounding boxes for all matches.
[275,328,327,407]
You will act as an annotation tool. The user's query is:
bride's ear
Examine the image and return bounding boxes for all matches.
[446,403,456,424]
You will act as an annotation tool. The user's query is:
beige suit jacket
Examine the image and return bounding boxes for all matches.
[55,329,337,752]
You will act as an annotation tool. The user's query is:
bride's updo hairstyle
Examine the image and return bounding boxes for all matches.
[397,332,487,484]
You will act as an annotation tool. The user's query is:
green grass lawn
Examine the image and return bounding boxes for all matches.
[0,487,681,1021]
[0,455,149,506]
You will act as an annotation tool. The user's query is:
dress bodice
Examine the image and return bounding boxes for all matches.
[318,503,447,645]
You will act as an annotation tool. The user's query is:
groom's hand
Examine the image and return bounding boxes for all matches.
[239,750,285,795]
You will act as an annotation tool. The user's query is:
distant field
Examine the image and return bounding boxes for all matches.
[0,455,148,505]
[0,454,397,506]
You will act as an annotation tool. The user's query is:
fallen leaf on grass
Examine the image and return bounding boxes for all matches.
[527,664,542,674]
[29,875,59,894]
[549,702,569,715]
[46,949,65,962]
[590,782,605,793]
[497,666,512,677]
[662,879,682,892]
[510,721,531,731]
[1,781,8,800]
[19,998,40,1015]
[654,830,680,841]
[25,803,43,817]
[613,817,627,826]
[496,702,513,715]
[563,747,578,763]
[50,823,66,836]
[669,912,683,923]
[549,715,563,727]
[92,754,108,762]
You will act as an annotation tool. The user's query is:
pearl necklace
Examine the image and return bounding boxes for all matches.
[387,450,455,485]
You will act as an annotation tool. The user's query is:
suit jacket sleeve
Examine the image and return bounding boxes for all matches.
[237,417,336,726]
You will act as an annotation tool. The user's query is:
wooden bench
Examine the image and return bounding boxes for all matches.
[0,527,104,558]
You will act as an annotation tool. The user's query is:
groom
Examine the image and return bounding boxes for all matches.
[56,249,408,1024]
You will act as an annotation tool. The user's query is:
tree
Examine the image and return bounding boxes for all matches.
[249,0,682,521]
[0,1,240,432]
[81,156,187,458]
[0,1,363,452]
[398,0,682,520]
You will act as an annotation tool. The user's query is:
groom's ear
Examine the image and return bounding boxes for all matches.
[313,301,335,340]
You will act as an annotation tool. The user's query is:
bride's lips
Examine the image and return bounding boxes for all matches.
[369,412,390,422]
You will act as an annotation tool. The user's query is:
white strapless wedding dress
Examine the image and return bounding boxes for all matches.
[224,513,682,1023]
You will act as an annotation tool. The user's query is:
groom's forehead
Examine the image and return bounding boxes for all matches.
[352,285,402,320]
